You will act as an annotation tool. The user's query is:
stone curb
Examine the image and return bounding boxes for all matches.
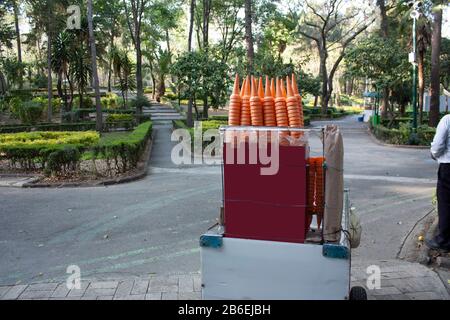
[21,131,155,189]
[367,128,430,150]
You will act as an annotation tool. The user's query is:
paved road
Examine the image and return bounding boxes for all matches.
[0,115,439,289]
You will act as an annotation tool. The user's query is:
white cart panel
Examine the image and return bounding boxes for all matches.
[201,237,350,300]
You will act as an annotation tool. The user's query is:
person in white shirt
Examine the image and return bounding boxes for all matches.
[427,114,450,251]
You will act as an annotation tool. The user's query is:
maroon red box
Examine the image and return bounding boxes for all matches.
[223,142,307,243]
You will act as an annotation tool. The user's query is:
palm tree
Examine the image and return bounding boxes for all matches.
[70,45,92,109]
[52,31,72,113]
[429,3,443,127]
[417,22,431,124]
[87,0,102,131]
[112,48,136,108]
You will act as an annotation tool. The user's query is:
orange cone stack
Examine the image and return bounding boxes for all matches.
[291,73,304,127]
[315,157,324,229]
[263,75,276,127]
[275,78,289,127]
[286,76,302,139]
[240,76,251,126]
[250,76,264,126]
[275,78,289,144]
[228,74,241,126]
[306,157,325,230]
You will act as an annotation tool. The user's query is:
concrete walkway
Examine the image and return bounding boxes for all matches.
[0,274,201,300]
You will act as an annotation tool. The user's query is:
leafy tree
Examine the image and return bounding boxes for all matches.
[171,51,230,123]
[345,35,411,115]
[293,0,375,114]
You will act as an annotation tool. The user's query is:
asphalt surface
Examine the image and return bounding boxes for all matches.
[0,116,438,285]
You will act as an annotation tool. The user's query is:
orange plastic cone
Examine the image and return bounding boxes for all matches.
[292,73,304,127]
[240,76,251,126]
[250,76,263,126]
[228,74,242,126]
[275,77,289,137]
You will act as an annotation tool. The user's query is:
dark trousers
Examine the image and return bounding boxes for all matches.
[436,163,450,247]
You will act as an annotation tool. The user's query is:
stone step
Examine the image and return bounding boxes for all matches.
[151,115,185,121]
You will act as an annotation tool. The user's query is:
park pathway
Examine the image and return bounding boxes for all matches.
[143,100,184,122]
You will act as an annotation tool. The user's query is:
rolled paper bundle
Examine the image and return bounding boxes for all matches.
[270,78,276,100]
[286,76,302,139]
[250,76,264,126]
[263,75,276,127]
[240,76,251,126]
[275,78,289,144]
[292,73,304,127]
[228,74,241,126]
[307,157,317,217]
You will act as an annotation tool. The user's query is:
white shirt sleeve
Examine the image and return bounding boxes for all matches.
[431,115,449,158]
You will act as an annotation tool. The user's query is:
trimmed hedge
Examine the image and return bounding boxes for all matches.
[0,121,135,133]
[91,121,153,173]
[0,131,99,173]
[370,121,435,146]
[0,122,152,176]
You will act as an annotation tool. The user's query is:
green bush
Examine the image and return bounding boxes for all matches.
[370,121,435,146]
[106,113,134,122]
[0,122,98,133]
[0,131,99,174]
[0,97,7,112]
[164,92,177,100]
[44,145,81,175]
[8,97,22,116]
[32,96,62,114]
[92,121,152,173]
[129,95,151,110]
[17,100,44,124]
[73,96,94,109]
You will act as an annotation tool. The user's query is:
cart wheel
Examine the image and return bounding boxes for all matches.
[349,286,367,300]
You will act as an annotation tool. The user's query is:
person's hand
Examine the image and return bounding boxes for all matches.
[431,152,437,161]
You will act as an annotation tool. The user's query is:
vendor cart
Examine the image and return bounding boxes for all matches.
[200,126,366,300]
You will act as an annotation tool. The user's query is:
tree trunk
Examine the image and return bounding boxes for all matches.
[87,0,103,132]
[46,23,53,122]
[418,48,425,124]
[244,0,254,74]
[429,6,442,127]
[381,87,389,119]
[135,37,143,111]
[202,0,210,119]
[13,0,22,88]
[107,29,115,92]
[186,0,196,127]
[319,52,328,114]
[314,95,318,107]
[376,0,389,38]
[188,0,195,51]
